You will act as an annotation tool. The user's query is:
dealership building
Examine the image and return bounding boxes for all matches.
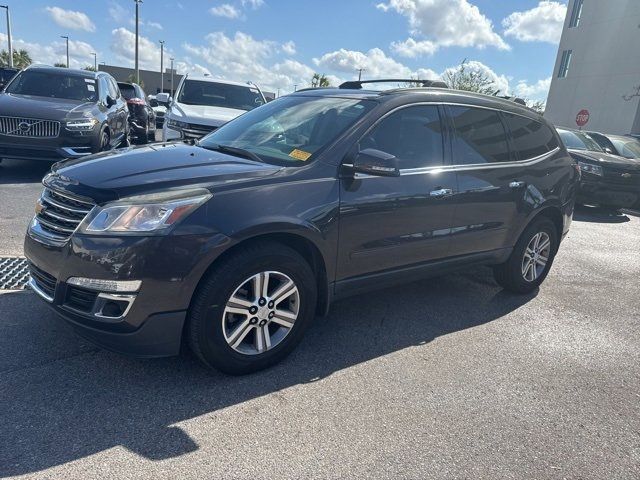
[545,0,640,135]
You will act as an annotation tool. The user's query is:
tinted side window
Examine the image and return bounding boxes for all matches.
[106,77,119,99]
[450,106,509,164]
[360,105,444,169]
[504,114,559,160]
[98,77,109,102]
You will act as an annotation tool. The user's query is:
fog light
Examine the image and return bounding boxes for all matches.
[67,277,141,293]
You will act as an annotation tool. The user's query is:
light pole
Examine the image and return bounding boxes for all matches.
[159,40,164,93]
[91,52,97,71]
[169,57,174,97]
[60,35,69,68]
[0,5,12,68]
[134,0,143,83]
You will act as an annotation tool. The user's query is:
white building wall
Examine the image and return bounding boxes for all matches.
[545,0,640,135]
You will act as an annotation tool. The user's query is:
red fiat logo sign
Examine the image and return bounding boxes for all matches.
[576,109,590,127]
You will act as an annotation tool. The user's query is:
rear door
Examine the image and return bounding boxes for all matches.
[337,104,458,282]
[445,105,560,255]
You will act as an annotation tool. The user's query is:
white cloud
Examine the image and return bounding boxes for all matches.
[513,77,552,101]
[313,48,413,78]
[45,6,96,33]
[0,33,97,69]
[110,27,167,70]
[502,1,566,44]
[242,0,265,9]
[183,32,320,92]
[144,21,163,30]
[281,41,296,55]
[442,60,510,96]
[377,0,509,57]
[210,4,241,19]
[390,38,437,58]
[108,2,129,25]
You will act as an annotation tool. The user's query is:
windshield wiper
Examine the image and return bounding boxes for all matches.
[200,143,264,163]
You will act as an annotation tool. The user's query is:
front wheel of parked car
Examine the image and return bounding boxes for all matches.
[188,242,317,375]
[493,217,558,294]
[99,127,111,152]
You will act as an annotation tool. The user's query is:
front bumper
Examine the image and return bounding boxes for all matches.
[0,128,100,162]
[577,177,640,209]
[24,226,231,357]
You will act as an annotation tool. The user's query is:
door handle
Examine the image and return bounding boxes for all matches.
[509,181,526,189]
[430,188,453,198]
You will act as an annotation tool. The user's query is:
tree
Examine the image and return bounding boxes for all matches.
[126,73,144,88]
[54,62,67,68]
[84,65,97,72]
[0,49,32,69]
[442,59,500,96]
[527,100,546,114]
[311,73,330,88]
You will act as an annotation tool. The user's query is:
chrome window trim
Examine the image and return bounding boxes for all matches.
[349,100,559,179]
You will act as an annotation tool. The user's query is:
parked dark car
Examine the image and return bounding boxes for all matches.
[25,82,578,374]
[0,65,128,162]
[557,127,640,210]
[0,67,19,90]
[117,82,156,144]
[586,131,640,160]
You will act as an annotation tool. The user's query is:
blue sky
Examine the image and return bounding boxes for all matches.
[2,0,567,100]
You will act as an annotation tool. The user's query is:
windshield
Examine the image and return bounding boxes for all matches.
[177,80,264,111]
[199,95,376,165]
[611,138,640,158]
[6,70,98,102]
[558,129,603,152]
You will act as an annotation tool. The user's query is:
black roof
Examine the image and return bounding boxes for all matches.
[292,87,540,119]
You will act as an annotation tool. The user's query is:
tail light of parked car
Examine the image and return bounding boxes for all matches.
[126,98,146,106]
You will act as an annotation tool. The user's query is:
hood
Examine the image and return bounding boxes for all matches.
[0,93,95,121]
[46,142,281,203]
[169,102,246,127]
[568,149,640,170]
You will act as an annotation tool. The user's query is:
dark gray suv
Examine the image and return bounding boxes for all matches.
[25,81,579,374]
[0,65,128,162]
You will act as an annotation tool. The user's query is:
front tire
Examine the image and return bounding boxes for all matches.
[493,217,558,294]
[188,242,317,375]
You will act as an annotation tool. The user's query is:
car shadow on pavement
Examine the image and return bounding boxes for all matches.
[573,205,631,224]
[0,159,51,185]
[0,267,536,476]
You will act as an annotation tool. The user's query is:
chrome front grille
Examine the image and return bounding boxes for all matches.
[182,123,217,139]
[34,188,95,242]
[0,116,60,138]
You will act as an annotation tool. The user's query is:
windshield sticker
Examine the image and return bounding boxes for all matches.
[84,78,95,84]
[289,149,312,161]
[86,85,95,92]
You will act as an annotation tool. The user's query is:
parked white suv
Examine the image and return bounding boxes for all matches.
[158,76,266,141]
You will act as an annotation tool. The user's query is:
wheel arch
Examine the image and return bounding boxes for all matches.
[192,231,331,318]
[525,205,564,246]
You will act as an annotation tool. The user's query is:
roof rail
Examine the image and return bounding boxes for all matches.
[498,95,527,106]
[339,79,448,90]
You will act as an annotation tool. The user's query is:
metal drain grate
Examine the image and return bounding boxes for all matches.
[0,257,30,290]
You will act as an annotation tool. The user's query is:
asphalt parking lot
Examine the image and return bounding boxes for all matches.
[1,158,639,479]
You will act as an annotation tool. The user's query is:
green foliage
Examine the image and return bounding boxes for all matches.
[54,62,67,68]
[84,65,97,72]
[126,73,144,88]
[0,49,32,69]
[311,73,330,88]
[443,59,500,96]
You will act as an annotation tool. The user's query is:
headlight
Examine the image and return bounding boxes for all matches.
[66,118,98,130]
[578,161,603,176]
[167,118,188,130]
[81,190,211,234]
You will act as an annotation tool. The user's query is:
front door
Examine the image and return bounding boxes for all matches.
[337,104,457,283]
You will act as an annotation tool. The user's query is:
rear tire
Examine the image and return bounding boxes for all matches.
[493,217,558,294]
[99,127,110,152]
[188,242,317,375]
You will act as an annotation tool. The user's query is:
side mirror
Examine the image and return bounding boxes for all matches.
[156,92,170,104]
[349,148,400,177]
[105,95,116,107]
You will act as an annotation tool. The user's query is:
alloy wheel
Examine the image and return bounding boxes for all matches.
[521,231,551,282]
[222,271,300,355]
